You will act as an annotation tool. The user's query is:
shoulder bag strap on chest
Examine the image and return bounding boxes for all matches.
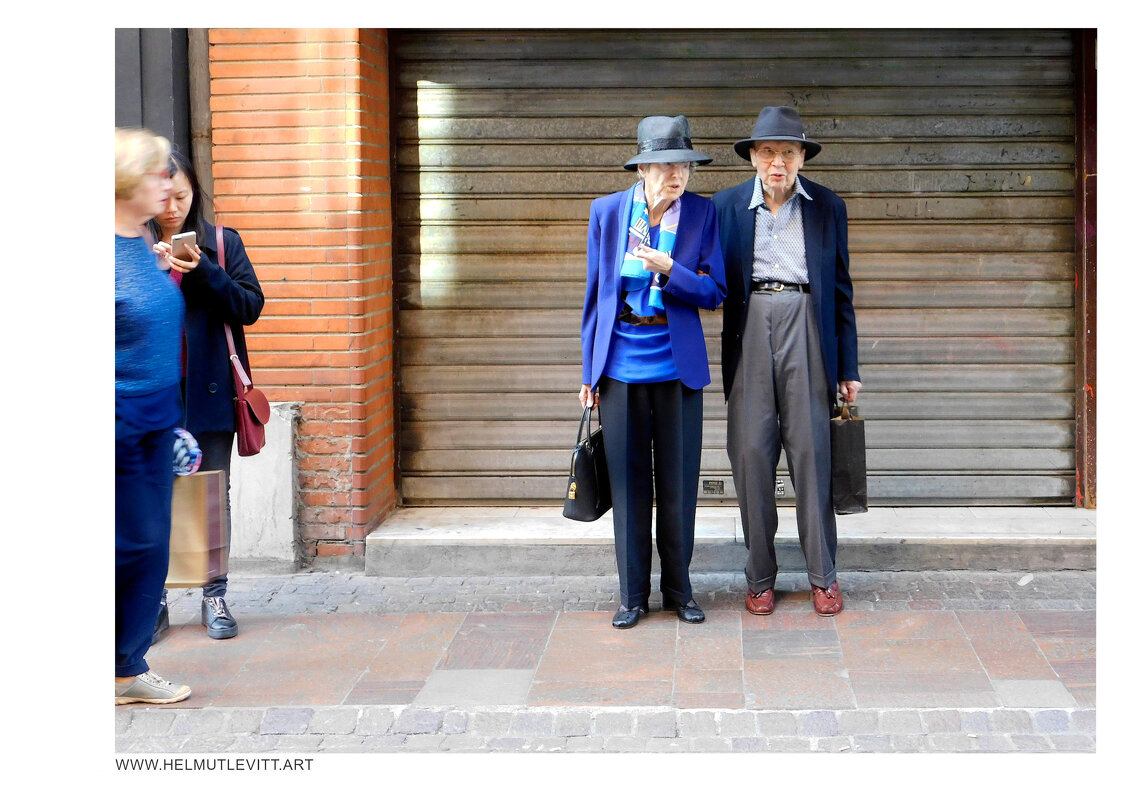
[215,225,252,388]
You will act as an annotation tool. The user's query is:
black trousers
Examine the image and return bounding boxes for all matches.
[598,377,703,609]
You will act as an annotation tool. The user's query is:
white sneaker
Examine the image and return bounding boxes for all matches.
[114,671,191,705]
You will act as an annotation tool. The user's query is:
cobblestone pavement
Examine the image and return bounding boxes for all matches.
[116,571,1096,754]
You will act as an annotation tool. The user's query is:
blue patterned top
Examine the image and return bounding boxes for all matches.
[749,176,813,284]
[115,235,184,397]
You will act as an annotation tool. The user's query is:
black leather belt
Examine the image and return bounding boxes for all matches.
[751,281,809,293]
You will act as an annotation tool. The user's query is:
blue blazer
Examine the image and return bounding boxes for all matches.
[582,188,727,391]
[712,176,860,400]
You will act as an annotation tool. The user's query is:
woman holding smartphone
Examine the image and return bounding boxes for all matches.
[149,151,265,641]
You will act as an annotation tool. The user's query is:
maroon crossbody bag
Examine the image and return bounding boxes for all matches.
[216,225,270,456]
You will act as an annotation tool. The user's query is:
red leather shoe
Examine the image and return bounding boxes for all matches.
[812,582,843,616]
[745,588,775,615]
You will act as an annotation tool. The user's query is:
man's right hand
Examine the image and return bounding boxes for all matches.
[838,380,862,404]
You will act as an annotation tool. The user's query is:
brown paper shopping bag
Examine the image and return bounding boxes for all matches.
[165,470,230,588]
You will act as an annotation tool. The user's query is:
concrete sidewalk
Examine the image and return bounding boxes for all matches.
[117,567,1096,754]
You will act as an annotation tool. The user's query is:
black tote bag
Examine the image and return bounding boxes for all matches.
[562,404,612,521]
[830,403,868,515]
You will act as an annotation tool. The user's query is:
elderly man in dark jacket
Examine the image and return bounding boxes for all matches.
[712,106,861,617]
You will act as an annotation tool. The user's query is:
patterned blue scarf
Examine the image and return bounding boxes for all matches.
[619,181,679,312]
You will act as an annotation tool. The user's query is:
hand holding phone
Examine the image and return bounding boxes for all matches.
[171,231,197,259]
[166,231,202,274]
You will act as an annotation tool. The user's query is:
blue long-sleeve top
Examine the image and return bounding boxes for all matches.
[115,235,184,398]
[602,223,678,383]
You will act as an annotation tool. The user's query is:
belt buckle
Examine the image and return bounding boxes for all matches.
[765,282,785,292]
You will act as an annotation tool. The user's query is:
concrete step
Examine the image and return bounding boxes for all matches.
[365,506,1095,576]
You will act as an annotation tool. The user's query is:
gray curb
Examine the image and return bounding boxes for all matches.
[117,705,1095,754]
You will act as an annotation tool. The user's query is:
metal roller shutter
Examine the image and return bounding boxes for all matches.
[391,29,1076,505]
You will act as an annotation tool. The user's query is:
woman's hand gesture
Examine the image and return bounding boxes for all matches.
[632,244,673,276]
[154,240,203,275]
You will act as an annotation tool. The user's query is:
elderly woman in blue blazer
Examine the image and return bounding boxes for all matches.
[580,115,726,629]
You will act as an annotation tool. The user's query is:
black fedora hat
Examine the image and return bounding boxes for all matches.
[733,106,822,162]
[624,115,712,171]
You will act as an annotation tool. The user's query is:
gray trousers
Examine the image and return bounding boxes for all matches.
[727,290,837,592]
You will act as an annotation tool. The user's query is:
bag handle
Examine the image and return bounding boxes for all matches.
[575,403,603,445]
[569,404,602,480]
[575,404,593,446]
[837,402,860,421]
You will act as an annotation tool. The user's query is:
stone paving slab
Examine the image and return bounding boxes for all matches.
[117,570,1100,754]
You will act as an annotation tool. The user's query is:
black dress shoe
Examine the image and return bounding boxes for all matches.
[671,600,706,624]
[202,596,239,640]
[611,603,649,629]
[151,600,170,646]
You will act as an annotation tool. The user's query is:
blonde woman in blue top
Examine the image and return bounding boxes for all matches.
[580,115,727,629]
[114,128,191,704]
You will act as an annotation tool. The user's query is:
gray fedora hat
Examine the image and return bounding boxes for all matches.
[733,106,822,161]
[624,114,713,171]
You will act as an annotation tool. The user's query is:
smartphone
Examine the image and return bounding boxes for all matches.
[171,231,197,259]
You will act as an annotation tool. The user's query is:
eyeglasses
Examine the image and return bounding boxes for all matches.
[754,147,802,163]
[145,170,170,179]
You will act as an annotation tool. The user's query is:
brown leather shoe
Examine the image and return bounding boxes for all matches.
[745,588,775,615]
[812,582,843,616]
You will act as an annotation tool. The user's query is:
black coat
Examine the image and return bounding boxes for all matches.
[179,222,265,433]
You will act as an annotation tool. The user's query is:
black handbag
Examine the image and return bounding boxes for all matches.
[830,402,868,514]
[562,404,612,521]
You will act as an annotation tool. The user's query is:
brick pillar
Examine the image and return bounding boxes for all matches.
[209,28,396,557]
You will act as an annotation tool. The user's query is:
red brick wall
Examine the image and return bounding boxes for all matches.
[209,28,396,557]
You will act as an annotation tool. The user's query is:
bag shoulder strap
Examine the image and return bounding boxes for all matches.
[215,225,253,390]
